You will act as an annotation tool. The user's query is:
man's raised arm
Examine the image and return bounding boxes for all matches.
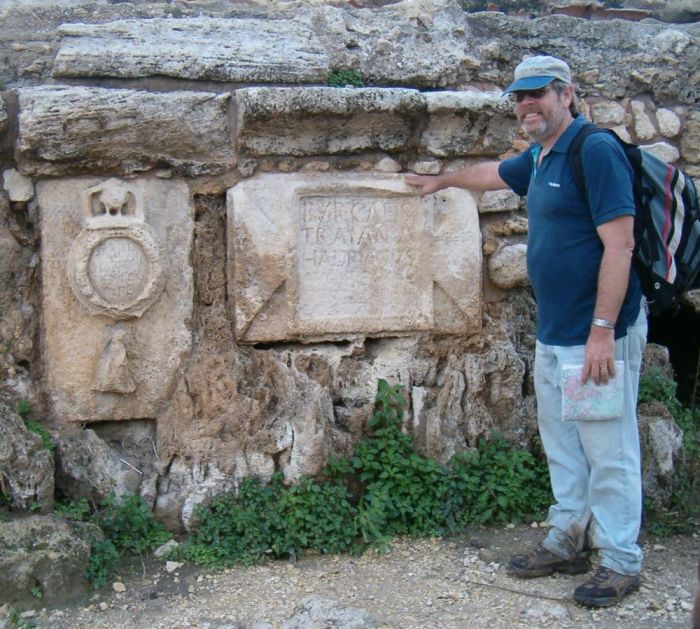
[405,161,508,197]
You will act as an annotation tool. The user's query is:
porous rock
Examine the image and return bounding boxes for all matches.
[487,244,528,289]
[17,86,234,177]
[421,91,517,157]
[2,169,33,203]
[53,17,329,83]
[680,112,700,164]
[53,425,154,504]
[236,87,425,156]
[640,141,680,163]
[0,514,102,608]
[281,596,378,629]
[0,404,53,513]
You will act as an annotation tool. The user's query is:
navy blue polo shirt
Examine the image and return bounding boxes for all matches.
[498,115,642,346]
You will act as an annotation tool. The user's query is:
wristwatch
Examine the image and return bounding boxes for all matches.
[591,318,616,329]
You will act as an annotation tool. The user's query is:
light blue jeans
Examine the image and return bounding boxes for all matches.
[534,306,647,576]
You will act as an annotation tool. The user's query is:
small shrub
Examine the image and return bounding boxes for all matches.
[24,421,55,453]
[86,494,171,588]
[86,539,120,590]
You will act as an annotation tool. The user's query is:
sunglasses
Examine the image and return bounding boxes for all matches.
[511,87,551,103]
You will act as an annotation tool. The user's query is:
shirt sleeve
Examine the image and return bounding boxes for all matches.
[498,149,533,197]
[580,133,636,226]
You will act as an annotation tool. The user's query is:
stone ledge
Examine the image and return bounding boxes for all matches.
[236,87,426,157]
[53,17,329,83]
[16,85,234,176]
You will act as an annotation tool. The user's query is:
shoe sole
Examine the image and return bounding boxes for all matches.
[507,558,591,579]
[573,579,641,608]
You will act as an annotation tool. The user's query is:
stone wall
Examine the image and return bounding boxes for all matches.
[0,0,697,529]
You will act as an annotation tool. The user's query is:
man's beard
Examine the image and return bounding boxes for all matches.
[521,107,567,143]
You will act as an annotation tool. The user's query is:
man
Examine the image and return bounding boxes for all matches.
[407,55,647,608]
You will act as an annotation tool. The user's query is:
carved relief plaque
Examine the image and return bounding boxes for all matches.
[227,174,481,343]
[38,178,194,422]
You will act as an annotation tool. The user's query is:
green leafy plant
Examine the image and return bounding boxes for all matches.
[86,539,120,590]
[54,497,92,521]
[16,400,30,420]
[86,494,171,588]
[328,69,365,88]
[18,403,56,453]
[179,473,358,567]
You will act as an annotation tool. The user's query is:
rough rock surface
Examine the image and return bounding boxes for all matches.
[487,244,528,290]
[281,595,378,629]
[0,403,54,513]
[236,87,425,156]
[53,17,330,83]
[0,193,37,403]
[17,86,234,177]
[0,515,102,608]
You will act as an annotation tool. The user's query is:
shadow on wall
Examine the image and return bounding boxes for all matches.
[647,302,700,406]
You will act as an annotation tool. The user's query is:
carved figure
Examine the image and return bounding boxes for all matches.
[94,328,136,394]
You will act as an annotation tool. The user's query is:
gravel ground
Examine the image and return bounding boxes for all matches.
[17,524,699,629]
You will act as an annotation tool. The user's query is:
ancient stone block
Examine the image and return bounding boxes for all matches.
[420,91,517,157]
[681,112,700,164]
[53,17,329,83]
[640,141,680,164]
[17,86,234,177]
[478,189,520,214]
[236,87,424,156]
[631,100,656,141]
[228,173,481,343]
[656,108,681,138]
[590,101,626,126]
[2,169,33,203]
[38,177,193,422]
[488,244,528,289]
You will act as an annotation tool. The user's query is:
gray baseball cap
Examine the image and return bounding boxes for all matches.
[502,55,572,95]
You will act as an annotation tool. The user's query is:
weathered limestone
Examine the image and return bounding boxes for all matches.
[2,169,33,202]
[17,86,234,176]
[236,88,425,156]
[228,173,481,343]
[38,177,193,422]
[0,515,102,608]
[478,189,520,214]
[590,101,626,126]
[282,596,378,629]
[0,404,54,513]
[53,17,329,83]
[421,91,517,157]
[681,112,700,163]
[54,425,156,503]
[641,141,680,163]
[656,107,681,137]
[0,97,6,134]
[638,401,685,505]
[631,100,656,141]
[488,244,528,290]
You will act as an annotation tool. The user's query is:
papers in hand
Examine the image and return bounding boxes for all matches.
[561,361,625,421]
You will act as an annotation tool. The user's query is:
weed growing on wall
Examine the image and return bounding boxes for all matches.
[328,69,365,87]
[639,368,700,535]
[182,379,552,564]
[17,400,55,453]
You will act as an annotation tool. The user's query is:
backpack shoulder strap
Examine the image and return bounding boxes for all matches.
[568,122,612,203]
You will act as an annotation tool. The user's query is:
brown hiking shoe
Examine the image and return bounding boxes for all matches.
[507,543,591,578]
[574,565,641,607]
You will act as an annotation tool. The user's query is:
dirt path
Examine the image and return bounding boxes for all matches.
[21,525,699,628]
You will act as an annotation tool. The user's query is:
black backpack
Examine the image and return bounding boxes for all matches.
[569,123,700,316]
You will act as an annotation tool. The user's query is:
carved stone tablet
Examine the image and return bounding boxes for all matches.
[227,174,481,343]
[38,178,193,422]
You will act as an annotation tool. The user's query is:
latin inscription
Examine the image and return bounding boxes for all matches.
[295,194,430,328]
